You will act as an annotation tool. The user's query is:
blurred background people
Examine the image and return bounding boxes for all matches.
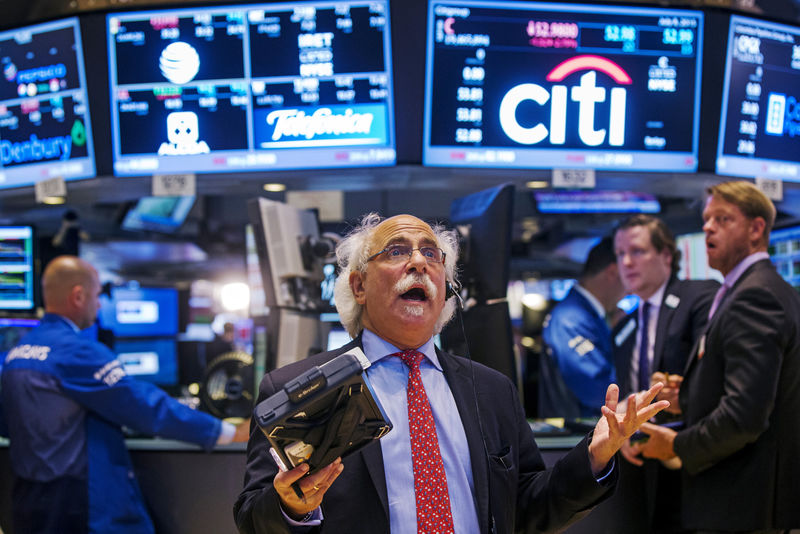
[0,256,248,534]
[641,181,800,534]
[540,236,625,418]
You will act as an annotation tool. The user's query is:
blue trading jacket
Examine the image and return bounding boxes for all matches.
[0,313,222,534]
[541,287,616,418]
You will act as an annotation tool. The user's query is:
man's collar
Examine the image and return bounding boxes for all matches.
[574,284,605,319]
[724,251,770,289]
[644,278,669,308]
[361,328,442,370]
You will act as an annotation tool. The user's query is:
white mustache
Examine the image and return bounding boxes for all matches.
[394,272,438,300]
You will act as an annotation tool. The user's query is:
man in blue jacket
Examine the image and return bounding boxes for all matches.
[0,255,248,534]
[541,236,625,417]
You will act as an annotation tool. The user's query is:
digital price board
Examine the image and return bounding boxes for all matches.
[0,18,95,189]
[423,1,704,171]
[716,15,800,182]
[107,0,395,176]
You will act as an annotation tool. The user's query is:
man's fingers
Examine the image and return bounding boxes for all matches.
[636,400,670,423]
[275,462,310,489]
[638,422,660,436]
[637,381,665,407]
[604,383,620,413]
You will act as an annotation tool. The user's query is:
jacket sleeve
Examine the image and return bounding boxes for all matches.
[57,340,221,450]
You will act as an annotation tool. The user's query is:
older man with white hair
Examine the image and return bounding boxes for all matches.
[235,213,668,534]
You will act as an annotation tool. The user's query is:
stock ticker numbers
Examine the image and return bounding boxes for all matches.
[716,15,800,181]
[107,1,395,176]
[423,1,703,171]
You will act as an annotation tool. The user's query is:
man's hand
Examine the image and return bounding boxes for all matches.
[638,422,679,461]
[274,458,344,520]
[587,383,669,476]
[232,419,251,443]
[651,372,683,415]
[619,439,644,466]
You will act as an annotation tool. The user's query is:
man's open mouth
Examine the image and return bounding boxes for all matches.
[401,287,428,301]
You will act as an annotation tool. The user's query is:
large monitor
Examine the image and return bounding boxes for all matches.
[120,196,195,233]
[99,286,179,337]
[715,15,800,181]
[0,17,95,188]
[107,1,395,176]
[423,1,704,171]
[0,226,37,313]
[769,225,800,290]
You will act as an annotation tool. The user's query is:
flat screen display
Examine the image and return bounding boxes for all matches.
[0,317,39,361]
[121,196,195,233]
[99,286,179,337]
[424,1,703,171]
[0,226,36,312]
[107,1,395,176]
[115,338,178,385]
[535,190,660,213]
[716,15,800,181]
[0,18,95,188]
[768,225,800,290]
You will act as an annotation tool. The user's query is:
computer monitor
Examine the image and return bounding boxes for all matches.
[423,0,704,171]
[0,226,37,313]
[769,225,800,290]
[676,231,723,282]
[534,191,660,214]
[0,17,96,188]
[716,15,800,181]
[120,196,195,233]
[0,317,40,362]
[99,286,179,337]
[114,338,178,386]
[106,0,395,176]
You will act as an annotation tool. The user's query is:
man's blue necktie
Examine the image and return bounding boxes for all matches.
[638,301,651,391]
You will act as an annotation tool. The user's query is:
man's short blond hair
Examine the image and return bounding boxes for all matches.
[705,181,776,246]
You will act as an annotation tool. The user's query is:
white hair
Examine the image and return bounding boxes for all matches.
[333,213,460,339]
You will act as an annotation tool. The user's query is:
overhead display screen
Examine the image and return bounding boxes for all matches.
[0,226,36,312]
[716,16,800,181]
[0,18,95,188]
[423,1,704,171]
[107,0,395,176]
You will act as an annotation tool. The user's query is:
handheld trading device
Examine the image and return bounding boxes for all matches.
[254,348,392,477]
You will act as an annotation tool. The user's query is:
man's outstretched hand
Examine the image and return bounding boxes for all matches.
[587,383,670,476]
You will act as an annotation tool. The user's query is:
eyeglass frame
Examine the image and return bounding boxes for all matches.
[366,244,446,264]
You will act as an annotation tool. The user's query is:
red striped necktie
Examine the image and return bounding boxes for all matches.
[393,349,455,534]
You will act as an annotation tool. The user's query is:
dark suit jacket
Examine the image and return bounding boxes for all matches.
[604,277,717,533]
[674,259,800,531]
[234,338,616,534]
[612,277,719,397]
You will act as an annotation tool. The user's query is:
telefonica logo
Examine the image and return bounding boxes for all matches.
[499,54,631,147]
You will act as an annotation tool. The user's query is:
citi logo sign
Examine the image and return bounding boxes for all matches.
[499,55,630,147]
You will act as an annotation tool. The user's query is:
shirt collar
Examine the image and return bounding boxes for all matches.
[645,278,669,308]
[361,328,442,370]
[723,251,770,289]
[574,284,605,319]
[49,313,81,333]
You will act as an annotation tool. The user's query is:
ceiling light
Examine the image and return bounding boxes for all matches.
[525,180,549,189]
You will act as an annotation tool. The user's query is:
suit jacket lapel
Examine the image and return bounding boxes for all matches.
[653,278,679,371]
[360,439,389,520]
[437,348,491,534]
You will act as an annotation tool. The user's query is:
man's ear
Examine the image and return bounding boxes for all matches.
[69,285,85,309]
[750,216,766,245]
[350,271,367,305]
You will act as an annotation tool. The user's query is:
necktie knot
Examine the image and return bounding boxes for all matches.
[396,349,424,370]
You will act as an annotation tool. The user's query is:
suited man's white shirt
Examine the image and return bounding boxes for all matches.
[630,280,667,391]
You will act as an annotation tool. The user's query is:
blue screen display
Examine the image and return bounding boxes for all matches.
[423,0,704,171]
[107,0,395,176]
[0,226,36,311]
[114,337,178,385]
[0,17,95,188]
[99,286,179,337]
[535,190,660,213]
[769,225,800,290]
[0,317,40,362]
[121,196,194,233]
[716,16,800,181]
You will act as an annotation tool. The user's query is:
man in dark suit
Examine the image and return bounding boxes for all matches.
[605,215,718,534]
[641,181,800,533]
[235,212,668,534]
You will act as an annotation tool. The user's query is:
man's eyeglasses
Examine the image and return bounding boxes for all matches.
[367,244,446,264]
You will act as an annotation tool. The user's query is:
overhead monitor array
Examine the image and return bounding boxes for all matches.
[716,15,800,182]
[0,17,95,188]
[106,0,395,176]
[423,0,705,171]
